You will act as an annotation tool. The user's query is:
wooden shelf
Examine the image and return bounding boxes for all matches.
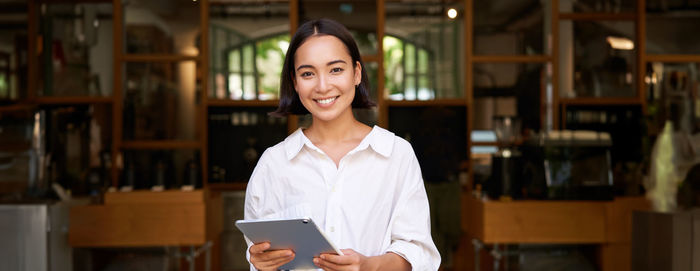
[472,55,551,63]
[0,103,35,113]
[560,97,642,106]
[120,140,202,150]
[104,189,205,205]
[207,182,247,190]
[559,12,636,21]
[385,98,467,107]
[34,96,113,105]
[646,54,700,63]
[207,99,279,107]
[122,54,200,62]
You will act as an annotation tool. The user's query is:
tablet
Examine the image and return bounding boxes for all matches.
[235,217,343,270]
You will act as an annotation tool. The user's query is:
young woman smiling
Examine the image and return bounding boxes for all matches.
[243,19,441,271]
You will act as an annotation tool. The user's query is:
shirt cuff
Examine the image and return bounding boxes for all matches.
[386,240,423,271]
[246,240,256,271]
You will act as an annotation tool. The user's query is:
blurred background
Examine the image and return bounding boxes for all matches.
[1,0,699,270]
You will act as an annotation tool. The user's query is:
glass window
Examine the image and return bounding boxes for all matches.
[559,0,636,13]
[123,0,200,55]
[645,62,700,133]
[208,107,287,183]
[37,3,113,97]
[646,7,700,55]
[559,20,636,98]
[473,62,546,133]
[122,61,199,141]
[299,0,378,56]
[388,106,468,181]
[121,150,201,189]
[385,0,464,100]
[209,1,290,100]
[474,0,548,55]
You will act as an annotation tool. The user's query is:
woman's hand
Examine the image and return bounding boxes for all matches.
[249,242,295,271]
[313,249,369,271]
[313,249,411,271]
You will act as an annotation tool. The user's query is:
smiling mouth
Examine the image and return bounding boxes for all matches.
[315,96,338,105]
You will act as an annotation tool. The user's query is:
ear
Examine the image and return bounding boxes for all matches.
[354,61,362,86]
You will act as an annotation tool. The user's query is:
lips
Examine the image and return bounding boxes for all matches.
[315,96,338,105]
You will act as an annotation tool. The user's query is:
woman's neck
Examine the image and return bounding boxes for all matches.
[305,108,368,145]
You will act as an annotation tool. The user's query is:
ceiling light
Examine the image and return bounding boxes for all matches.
[447,8,457,19]
[606,36,634,50]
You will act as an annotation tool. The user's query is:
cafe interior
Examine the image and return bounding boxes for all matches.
[1,0,699,270]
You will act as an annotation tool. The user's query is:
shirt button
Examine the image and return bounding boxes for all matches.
[330,226,335,232]
[331,187,336,192]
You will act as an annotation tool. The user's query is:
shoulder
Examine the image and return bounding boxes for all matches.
[369,126,415,158]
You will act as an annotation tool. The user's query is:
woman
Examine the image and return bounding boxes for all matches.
[244,18,440,271]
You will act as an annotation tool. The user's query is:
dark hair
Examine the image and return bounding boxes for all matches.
[271,18,376,117]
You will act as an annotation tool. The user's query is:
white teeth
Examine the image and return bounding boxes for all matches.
[317,97,336,104]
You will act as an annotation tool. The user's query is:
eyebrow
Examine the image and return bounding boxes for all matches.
[296,60,347,71]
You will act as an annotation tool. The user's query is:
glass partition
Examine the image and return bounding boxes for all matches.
[384,0,464,100]
[121,149,201,189]
[646,5,700,55]
[209,1,290,100]
[37,2,113,97]
[299,0,378,56]
[474,0,548,55]
[473,62,545,133]
[122,61,199,141]
[559,20,636,98]
[123,0,200,56]
[559,0,636,13]
[208,107,287,183]
[645,62,700,133]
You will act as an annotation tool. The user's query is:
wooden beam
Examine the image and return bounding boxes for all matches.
[472,55,551,63]
[646,54,700,63]
[385,99,467,107]
[121,54,200,62]
[112,0,123,188]
[120,140,202,150]
[207,99,280,107]
[201,0,210,187]
[559,12,636,21]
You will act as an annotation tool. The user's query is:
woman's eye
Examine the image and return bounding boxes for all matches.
[331,67,343,73]
[301,71,313,77]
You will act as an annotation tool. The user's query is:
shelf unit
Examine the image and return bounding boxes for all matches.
[3,0,696,192]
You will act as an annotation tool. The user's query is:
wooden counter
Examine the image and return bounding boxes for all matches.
[69,189,221,247]
[68,189,223,270]
[460,196,650,271]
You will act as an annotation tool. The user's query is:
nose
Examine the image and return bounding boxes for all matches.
[315,73,331,94]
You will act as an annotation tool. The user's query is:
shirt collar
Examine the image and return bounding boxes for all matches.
[283,125,395,160]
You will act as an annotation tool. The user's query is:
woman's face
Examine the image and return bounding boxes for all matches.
[293,35,362,123]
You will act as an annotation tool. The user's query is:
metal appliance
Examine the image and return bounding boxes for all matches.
[486,116,523,200]
[0,202,72,271]
[521,130,614,200]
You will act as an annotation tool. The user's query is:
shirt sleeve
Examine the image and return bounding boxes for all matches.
[243,150,272,271]
[386,145,442,271]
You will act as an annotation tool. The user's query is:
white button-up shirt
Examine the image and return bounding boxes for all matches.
[244,126,441,270]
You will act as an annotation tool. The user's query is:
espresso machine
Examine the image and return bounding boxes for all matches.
[486,116,523,200]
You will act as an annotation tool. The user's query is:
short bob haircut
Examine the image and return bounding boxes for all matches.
[271,18,376,117]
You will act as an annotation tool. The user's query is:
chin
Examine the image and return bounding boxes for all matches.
[311,111,342,122]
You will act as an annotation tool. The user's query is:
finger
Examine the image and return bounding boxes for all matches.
[315,257,347,271]
[254,251,294,270]
[260,252,296,270]
[256,249,294,262]
[320,253,356,265]
[249,242,271,254]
